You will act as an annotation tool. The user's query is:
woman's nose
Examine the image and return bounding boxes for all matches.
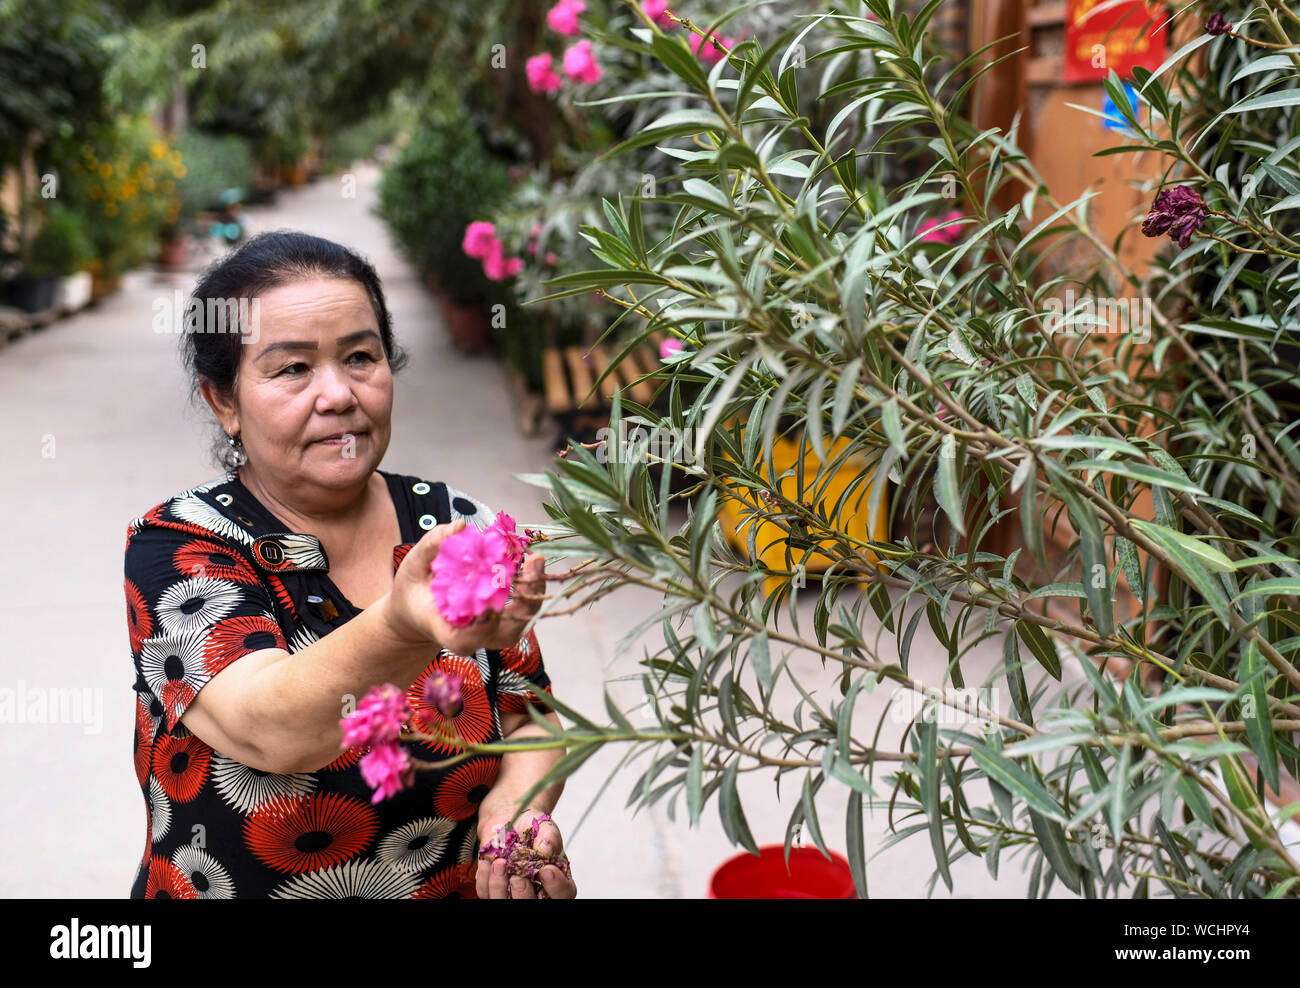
[313,361,359,411]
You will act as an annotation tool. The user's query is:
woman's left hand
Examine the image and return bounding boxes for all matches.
[476,808,577,899]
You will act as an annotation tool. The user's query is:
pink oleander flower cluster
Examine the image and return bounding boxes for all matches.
[526,2,608,94]
[462,221,524,281]
[918,210,965,245]
[429,512,530,627]
[564,40,602,84]
[340,684,414,804]
[478,812,573,899]
[659,337,684,359]
[547,0,585,34]
[526,53,564,93]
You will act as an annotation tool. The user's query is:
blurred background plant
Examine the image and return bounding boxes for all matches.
[0,0,113,271]
[25,202,96,279]
[375,107,513,309]
[173,130,255,227]
[48,115,181,280]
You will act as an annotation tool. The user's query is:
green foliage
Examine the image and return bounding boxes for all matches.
[475,0,1300,899]
[375,110,512,305]
[51,115,180,277]
[0,0,114,166]
[26,203,95,278]
[319,100,411,175]
[174,130,255,221]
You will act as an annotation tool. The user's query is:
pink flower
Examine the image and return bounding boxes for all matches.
[488,510,530,564]
[527,241,538,255]
[340,683,411,749]
[547,0,585,36]
[422,668,464,718]
[692,31,735,64]
[642,0,674,27]
[919,210,964,244]
[482,243,525,280]
[563,39,602,84]
[430,524,516,626]
[526,52,563,93]
[530,223,543,237]
[359,742,414,803]
[659,337,684,359]
[463,221,500,260]
[544,251,557,264]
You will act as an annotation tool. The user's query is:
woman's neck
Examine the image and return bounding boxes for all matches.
[237,464,377,534]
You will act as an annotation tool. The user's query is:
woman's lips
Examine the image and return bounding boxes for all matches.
[313,430,368,445]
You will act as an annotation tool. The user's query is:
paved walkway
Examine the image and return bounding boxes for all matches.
[0,162,1054,897]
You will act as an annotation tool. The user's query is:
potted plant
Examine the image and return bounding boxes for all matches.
[375,109,512,352]
[40,204,95,312]
[52,116,180,297]
[480,1,1300,899]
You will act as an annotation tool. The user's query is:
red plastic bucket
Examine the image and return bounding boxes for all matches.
[708,845,858,898]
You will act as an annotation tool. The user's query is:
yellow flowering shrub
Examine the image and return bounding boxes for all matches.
[59,116,179,277]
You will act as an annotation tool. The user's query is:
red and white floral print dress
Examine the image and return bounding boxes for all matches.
[125,468,552,899]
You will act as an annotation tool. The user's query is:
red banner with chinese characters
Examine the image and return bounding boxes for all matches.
[1063,0,1167,83]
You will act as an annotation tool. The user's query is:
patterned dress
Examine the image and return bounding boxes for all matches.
[125,467,552,899]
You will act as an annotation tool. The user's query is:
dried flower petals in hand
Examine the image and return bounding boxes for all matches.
[478,812,573,898]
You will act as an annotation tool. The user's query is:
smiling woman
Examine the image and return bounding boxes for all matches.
[124,231,576,899]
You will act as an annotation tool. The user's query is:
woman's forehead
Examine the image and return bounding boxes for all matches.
[250,278,377,340]
[256,277,373,323]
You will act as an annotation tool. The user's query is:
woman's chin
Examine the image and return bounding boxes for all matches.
[303,443,378,481]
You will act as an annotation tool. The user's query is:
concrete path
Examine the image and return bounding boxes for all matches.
[0,161,1060,897]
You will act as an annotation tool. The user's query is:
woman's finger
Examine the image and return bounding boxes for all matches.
[535,819,564,859]
[475,858,491,899]
[537,863,577,899]
[509,874,531,899]
[489,857,510,899]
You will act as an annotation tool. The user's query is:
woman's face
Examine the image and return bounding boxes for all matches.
[222,276,394,499]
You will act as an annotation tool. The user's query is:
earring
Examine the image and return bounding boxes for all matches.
[226,432,247,468]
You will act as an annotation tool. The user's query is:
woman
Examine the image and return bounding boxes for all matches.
[125,230,576,899]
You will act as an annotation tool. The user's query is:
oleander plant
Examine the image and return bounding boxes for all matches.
[393,0,1300,898]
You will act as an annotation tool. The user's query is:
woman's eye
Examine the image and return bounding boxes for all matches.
[348,351,379,365]
[279,362,308,376]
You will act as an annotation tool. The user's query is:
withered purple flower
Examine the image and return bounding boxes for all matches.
[422,668,464,719]
[478,812,573,899]
[1205,13,1233,36]
[1140,185,1208,249]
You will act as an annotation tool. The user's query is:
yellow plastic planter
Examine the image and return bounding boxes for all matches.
[716,420,891,595]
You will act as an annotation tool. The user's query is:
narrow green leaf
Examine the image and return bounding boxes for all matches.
[687,744,704,827]
[972,748,1065,821]
[719,760,760,854]
[936,435,965,537]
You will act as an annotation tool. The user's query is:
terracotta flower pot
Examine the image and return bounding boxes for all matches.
[425,275,494,353]
[89,262,121,302]
[278,162,309,187]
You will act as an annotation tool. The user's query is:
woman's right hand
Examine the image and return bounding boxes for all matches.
[383,518,546,655]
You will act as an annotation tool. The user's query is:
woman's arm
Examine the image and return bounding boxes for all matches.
[179,593,438,774]
[179,520,547,774]
[477,710,567,842]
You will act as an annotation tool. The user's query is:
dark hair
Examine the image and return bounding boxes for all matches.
[180,230,410,468]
